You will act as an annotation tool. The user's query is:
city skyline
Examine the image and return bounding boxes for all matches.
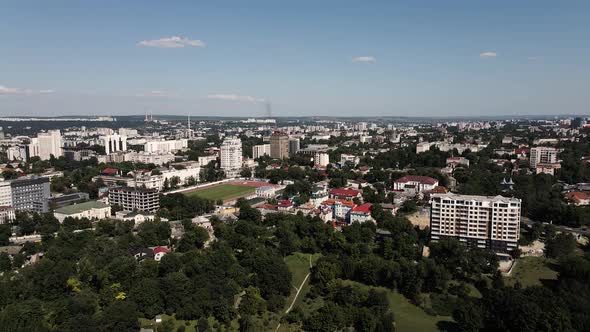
[1,1,589,116]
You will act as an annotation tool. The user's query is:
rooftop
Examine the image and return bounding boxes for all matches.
[54,200,109,215]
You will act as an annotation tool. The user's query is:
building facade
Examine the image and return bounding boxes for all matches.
[100,134,127,154]
[270,132,289,159]
[252,144,271,159]
[220,137,242,178]
[54,201,111,223]
[10,177,51,213]
[430,193,521,252]
[108,187,160,213]
[28,130,63,160]
[529,147,558,169]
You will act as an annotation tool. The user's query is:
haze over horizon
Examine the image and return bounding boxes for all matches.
[1,1,589,117]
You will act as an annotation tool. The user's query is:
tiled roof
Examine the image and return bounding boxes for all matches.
[352,203,372,214]
[329,188,361,197]
[394,175,438,185]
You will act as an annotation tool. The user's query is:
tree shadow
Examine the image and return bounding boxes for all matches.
[437,320,460,332]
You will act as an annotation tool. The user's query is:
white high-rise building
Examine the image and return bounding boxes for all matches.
[28,130,63,160]
[314,152,330,167]
[100,134,128,154]
[220,137,242,178]
[252,144,271,159]
[0,181,13,207]
[430,193,521,252]
[529,147,558,169]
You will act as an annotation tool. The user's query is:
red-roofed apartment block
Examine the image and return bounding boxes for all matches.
[350,203,374,224]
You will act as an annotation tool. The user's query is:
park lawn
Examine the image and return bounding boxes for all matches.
[341,280,452,332]
[185,184,255,201]
[505,256,558,287]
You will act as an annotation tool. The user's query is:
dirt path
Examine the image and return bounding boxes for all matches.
[275,255,313,332]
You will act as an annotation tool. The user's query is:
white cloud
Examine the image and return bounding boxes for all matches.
[527,56,541,61]
[0,85,21,94]
[0,85,53,95]
[138,36,205,48]
[135,90,174,98]
[479,51,497,58]
[352,56,376,63]
[207,94,264,103]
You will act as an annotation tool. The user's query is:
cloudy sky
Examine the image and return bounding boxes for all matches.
[1,0,589,117]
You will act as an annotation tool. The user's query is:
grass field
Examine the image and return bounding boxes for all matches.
[340,281,451,332]
[277,252,450,332]
[505,256,558,287]
[185,184,255,201]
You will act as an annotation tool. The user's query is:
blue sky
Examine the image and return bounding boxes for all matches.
[0,0,589,117]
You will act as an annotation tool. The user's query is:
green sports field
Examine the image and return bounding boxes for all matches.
[184,184,255,201]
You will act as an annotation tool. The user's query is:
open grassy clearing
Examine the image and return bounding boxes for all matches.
[185,184,255,201]
[504,256,558,287]
[341,280,451,332]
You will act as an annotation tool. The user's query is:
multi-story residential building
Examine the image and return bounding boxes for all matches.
[314,152,330,167]
[220,137,242,178]
[0,181,13,207]
[54,200,111,223]
[124,151,175,165]
[252,144,271,159]
[289,138,300,155]
[108,187,160,213]
[198,154,218,166]
[350,203,374,224]
[144,139,188,154]
[28,130,63,160]
[270,132,289,159]
[10,177,51,213]
[0,206,15,224]
[340,154,360,166]
[430,193,521,252]
[6,145,28,161]
[100,134,127,154]
[529,147,558,169]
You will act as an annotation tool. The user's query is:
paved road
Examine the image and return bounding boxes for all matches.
[521,217,590,236]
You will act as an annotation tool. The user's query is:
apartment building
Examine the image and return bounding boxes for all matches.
[220,137,242,178]
[529,147,558,169]
[430,193,521,252]
[252,144,271,159]
[108,187,160,213]
[270,131,289,159]
[10,177,51,213]
[28,130,63,160]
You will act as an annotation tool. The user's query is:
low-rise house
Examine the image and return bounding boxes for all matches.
[53,201,111,223]
[535,163,561,176]
[393,175,438,193]
[256,186,277,199]
[152,246,170,262]
[115,210,157,226]
[329,188,361,200]
[278,200,293,211]
[566,191,590,206]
